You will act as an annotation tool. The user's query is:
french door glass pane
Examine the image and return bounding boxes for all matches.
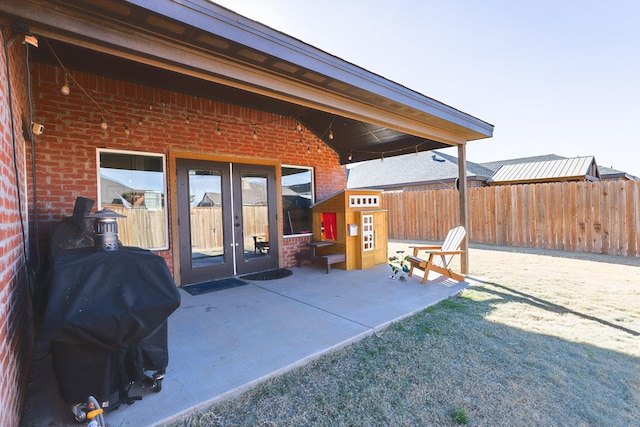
[189,169,224,268]
[241,173,269,260]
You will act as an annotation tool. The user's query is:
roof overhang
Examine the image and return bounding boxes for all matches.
[0,0,494,164]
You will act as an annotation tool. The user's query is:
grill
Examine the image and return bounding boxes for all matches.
[43,197,181,423]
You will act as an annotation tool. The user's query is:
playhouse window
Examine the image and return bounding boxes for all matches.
[362,214,374,251]
[282,165,313,235]
[97,149,168,250]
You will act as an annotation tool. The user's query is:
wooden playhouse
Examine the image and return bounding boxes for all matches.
[300,189,388,271]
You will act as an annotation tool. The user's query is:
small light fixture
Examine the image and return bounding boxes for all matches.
[124,124,130,135]
[252,124,258,140]
[328,129,334,140]
[138,117,144,125]
[148,101,153,110]
[348,152,353,161]
[215,123,222,136]
[185,114,190,123]
[60,74,70,96]
[161,98,166,107]
[24,34,38,48]
[295,121,302,132]
[100,117,108,130]
[32,122,44,135]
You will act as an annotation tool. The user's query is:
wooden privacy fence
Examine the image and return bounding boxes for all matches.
[107,205,167,249]
[382,180,640,257]
[107,205,268,250]
[187,206,268,250]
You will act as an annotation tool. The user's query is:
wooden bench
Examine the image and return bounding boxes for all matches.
[322,253,346,274]
[295,251,346,274]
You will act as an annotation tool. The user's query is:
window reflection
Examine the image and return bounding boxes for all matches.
[242,174,269,259]
[189,170,224,267]
[282,166,313,235]
[98,150,168,250]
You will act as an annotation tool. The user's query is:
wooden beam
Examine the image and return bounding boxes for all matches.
[458,143,469,274]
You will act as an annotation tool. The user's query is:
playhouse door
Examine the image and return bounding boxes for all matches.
[360,210,388,269]
[176,159,278,285]
[372,211,388,265]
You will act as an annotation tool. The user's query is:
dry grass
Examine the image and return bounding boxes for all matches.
[172,244,640,426]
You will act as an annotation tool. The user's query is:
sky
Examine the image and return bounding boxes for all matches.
[212,0,640,176]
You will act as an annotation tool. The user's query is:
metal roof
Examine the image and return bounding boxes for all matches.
[487,156,600,185]
[0,0,493,164]
[481,154,639,181]
[480,154,567,173]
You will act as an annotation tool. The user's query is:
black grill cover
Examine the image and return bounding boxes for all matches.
[42,247,181,351]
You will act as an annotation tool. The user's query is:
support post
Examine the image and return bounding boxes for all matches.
[458,143,469,275]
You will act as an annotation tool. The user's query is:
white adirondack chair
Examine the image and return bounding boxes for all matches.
[407,226,466,284]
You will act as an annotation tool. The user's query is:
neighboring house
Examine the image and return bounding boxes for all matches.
[486,155,601,185]
[598,165,640,181]
[197,192,221,207]
[481,153,566,173]
[0,1,493,423]
[347,150,494,191]
[481,154,638,182]
[348,152,637,191]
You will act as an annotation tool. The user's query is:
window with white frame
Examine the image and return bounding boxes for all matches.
[281,165,313,235]
[349,195,379,208]
[362,214,374,251]
[97,149,168,250]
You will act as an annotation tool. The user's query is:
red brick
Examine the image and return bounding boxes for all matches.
[1,34,32,426]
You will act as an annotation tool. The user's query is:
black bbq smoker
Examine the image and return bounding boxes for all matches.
[42,198,180,425]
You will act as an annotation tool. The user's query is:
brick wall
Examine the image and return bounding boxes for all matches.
[281,235,313,267]
[0,31,34,427]
[30,63,346,271]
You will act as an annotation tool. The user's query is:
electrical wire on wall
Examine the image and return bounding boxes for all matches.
[2,24,41,310]
[24,31,40,271]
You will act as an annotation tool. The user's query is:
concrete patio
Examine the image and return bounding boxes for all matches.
[20,261,471,427]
